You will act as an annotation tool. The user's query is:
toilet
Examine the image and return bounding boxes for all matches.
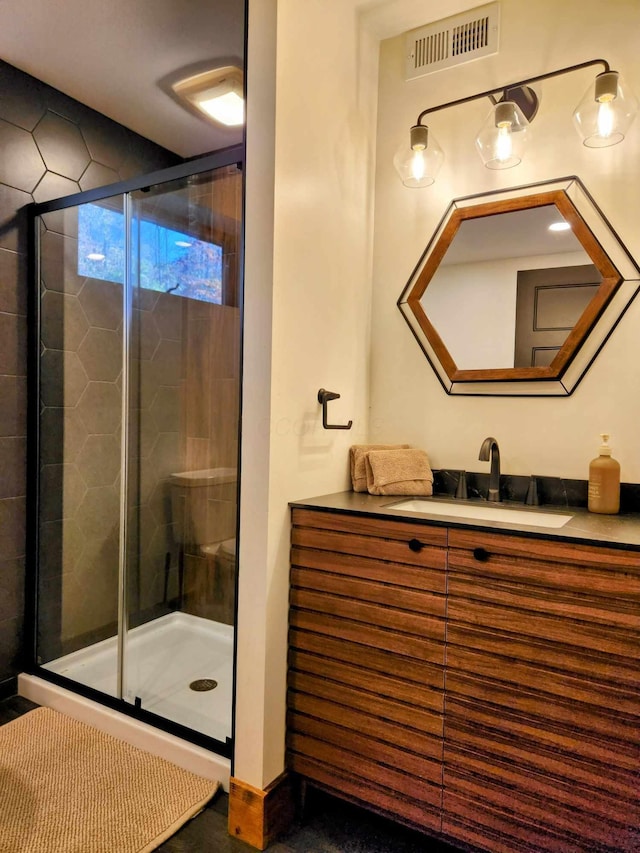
[169,467,237,555]
[169,468,237,617]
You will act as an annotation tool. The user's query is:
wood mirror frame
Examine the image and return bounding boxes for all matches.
[397,177,640,396]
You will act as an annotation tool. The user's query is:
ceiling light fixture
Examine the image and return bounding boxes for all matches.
[395,59,637,187]
[172,65,244,127]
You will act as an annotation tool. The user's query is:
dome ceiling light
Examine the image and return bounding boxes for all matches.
[172,65,244,127]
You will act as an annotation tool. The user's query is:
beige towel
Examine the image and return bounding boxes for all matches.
[350,444,410,492]
[365,448,434,496]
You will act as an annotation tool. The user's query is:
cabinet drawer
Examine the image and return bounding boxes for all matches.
[449,527,640,578]
[292,507,447,548]
[291,544,446,593]
[292,525,446,572]
[291,563,446,615]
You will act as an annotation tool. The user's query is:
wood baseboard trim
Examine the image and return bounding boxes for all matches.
[228,772,295,850]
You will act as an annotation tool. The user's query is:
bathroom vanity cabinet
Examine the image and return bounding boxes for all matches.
[287,506,640,853]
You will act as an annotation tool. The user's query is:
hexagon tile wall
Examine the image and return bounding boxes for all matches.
[0,59,179,691]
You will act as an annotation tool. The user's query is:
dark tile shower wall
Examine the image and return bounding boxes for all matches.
[0,59,179,688]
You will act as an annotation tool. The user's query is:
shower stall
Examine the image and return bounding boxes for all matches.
[27,148,243,757]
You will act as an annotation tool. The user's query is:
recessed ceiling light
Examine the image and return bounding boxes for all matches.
[548,222,571,232]
[87,252,106,261]
[175,240,192,248]
[172,65,244,127]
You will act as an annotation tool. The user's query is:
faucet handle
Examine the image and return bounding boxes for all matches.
[455,470,468,500]
[525,475,539,506]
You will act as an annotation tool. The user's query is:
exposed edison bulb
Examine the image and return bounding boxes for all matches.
[393,124,444,188]
[573,70,639,148]
[411,147,426,181]
[596,98,615,139]
[475,100,530,169]
[494,123,513,163]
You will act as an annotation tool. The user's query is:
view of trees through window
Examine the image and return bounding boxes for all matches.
[78,202,223,304]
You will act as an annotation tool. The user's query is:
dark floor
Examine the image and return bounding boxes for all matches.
[0,695,459,852]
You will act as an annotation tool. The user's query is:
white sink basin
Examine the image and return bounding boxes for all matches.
[387,499,573,529]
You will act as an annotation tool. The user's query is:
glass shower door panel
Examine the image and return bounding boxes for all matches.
[37,195,125,699]
[123,165,242,744]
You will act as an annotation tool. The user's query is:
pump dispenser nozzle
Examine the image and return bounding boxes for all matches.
[599,433,612,455]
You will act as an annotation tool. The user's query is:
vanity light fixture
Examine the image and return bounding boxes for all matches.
[475,85,537,169]
[396,59,638,187]
[573,70,639,148]
[172,65,244,127]
[393,124,444,187]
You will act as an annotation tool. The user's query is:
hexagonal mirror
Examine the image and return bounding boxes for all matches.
[398,177,640,395]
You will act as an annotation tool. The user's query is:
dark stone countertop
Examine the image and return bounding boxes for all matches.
[290,490,640,551]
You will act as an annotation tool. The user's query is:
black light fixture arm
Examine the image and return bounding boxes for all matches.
[414,58,610,127]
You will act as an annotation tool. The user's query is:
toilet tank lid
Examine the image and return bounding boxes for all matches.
[169,467,237,487]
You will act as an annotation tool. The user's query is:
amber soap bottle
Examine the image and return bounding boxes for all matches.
[588,433,620,514]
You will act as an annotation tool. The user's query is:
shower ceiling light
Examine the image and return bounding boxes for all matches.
[395,59,638,187]
[172,65,244,127]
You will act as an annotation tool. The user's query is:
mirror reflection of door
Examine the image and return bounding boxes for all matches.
[514,264,601,367]
[419,204,597,371]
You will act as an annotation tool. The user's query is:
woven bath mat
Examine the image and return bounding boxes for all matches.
[0,707,219,853]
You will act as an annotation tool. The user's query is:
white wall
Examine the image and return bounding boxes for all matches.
[235,0,378,789]
[371,0,640,480]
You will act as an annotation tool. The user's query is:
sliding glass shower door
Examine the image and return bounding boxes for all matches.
[33,152,242,752]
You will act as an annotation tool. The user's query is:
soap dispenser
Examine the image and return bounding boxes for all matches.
[588,433,620,514]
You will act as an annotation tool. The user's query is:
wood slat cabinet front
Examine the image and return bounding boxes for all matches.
[287,508,640,853]
[287,508,448,835]
[445,529,640,853]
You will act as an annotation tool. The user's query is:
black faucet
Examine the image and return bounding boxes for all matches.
[479,437,501,502]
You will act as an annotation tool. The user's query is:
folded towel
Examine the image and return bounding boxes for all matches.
[365,448,434,496]
[349,444,410,492]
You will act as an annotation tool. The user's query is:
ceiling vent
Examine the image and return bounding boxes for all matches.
[405,2,500,80]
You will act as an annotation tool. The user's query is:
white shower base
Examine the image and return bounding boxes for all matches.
[39,611,234,744]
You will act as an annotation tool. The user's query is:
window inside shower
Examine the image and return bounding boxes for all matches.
[30,152,243,755]
[77,203,225,304]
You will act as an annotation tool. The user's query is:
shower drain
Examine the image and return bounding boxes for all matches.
[189,678,218,692]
